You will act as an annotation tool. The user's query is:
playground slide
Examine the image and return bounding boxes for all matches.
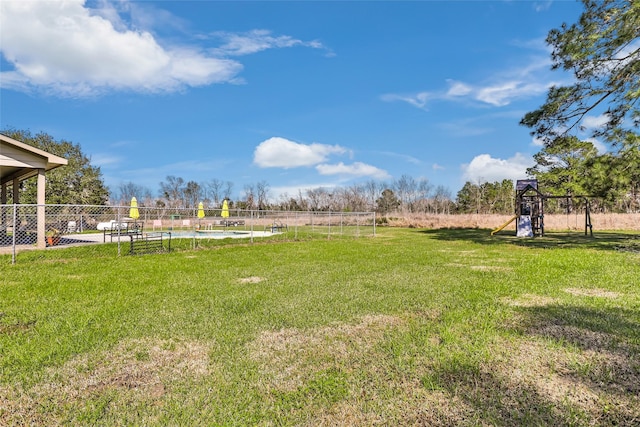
[490,215,517,236]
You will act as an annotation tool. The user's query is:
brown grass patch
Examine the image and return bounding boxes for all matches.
[500,294,559,307]
[493,339,599,405]
[469,265,512,272]
[238,276,265,284]
[530,324,617,351]
[445,263,512,272]
[250,313,481,425]
[0,319,36,335]
[488,336,640,423]
[251,310,638,425]
[0,338,210,425]
[444,262,466,268]
[564,288,621,299]
[305,387,477,427]
[248,314,405,392]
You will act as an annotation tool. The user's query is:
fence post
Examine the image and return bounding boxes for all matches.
[12,204,17,265]
[250,210,254,244]
[117,209,121,256]
[373,212,376,236]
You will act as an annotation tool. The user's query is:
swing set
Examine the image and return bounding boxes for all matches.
[491,179,593,237]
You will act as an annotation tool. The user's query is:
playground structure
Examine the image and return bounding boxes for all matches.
[491,179,593,237]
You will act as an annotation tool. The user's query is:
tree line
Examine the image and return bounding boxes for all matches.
[3,127,636,215]
[112,174,455,214]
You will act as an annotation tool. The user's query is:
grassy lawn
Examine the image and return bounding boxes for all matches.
[1,228,639,425]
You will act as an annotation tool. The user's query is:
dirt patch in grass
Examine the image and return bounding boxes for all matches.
[248,314,405,392]
[469,265,512,272]
[531,323,620,351]
[444,262,466,268]
[500,294,559,307]
[487,337,640,424]
[495,339,599,404]
[564,288,621,299]
[250,308,639,425]
[0,338,210,425]
[250,313,480,425]
[305,388,477,427]
[238,276,265,284]
[0,319,36,335]
[445,263,512,272]
[303,331,639,426]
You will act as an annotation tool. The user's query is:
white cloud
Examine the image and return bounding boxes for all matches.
[316,162,390,179]
[461,153,534,184]
[0,0,329,97]
[0,0,243,96]
[254,137,389,180]
[445,80,472,97]
[582,114,610,129]
[383,78,553,110]
[531,133,607,154]
[380,92,430,110]
[533,1,553,12]
[212,29,329,56]
[382,43,568,111]
[253,137,347,168]
[432,163,445,171]
[584,138,608,155]
[91,154,122,167]
[531,136,545,147]
[475,81,550,107]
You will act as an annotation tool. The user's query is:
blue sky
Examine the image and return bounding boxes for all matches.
[1,0,597,202]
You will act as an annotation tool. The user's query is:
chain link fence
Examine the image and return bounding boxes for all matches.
[0,204,377,263]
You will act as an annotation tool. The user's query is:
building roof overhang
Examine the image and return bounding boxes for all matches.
[0,133,68,186]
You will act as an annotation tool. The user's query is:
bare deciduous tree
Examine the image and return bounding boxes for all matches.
[256,180,270,210]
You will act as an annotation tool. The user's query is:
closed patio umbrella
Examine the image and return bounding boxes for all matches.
[197,201,205,229]
[129,197,140,235]
[221,199,229,226]
[221,199,229,218]
[198,202,205,219]
[129,197,140,221]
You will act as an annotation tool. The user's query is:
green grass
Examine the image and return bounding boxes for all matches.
[1,228,639,425]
